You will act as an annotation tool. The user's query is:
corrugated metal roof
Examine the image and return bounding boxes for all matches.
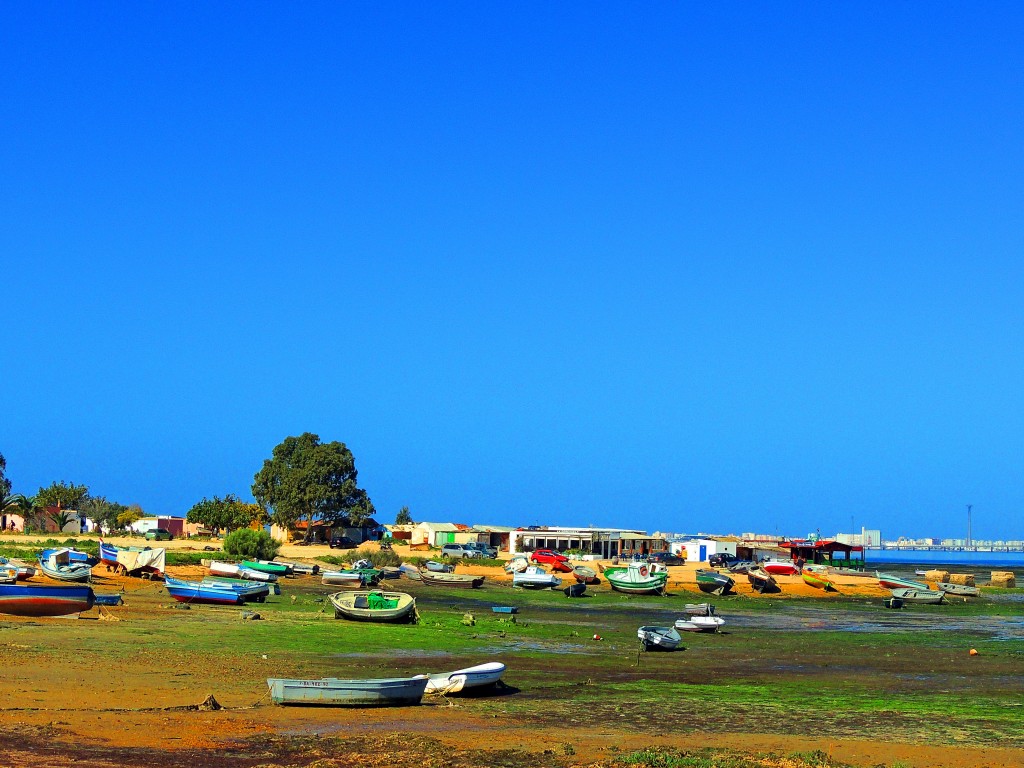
[416,522,460,532]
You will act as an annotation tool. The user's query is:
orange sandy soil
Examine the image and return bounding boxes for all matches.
[1,537,1007,767]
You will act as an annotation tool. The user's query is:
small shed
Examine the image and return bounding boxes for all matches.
[411,522,461,547]
[781,539,864,568]
[680,538,737,563]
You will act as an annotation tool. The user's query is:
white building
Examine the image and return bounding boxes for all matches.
[678,538,737,563]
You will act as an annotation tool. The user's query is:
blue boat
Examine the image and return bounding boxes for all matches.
[199,578,271,602]
[37,549,94,582]
[491,606,518,614]
[0,583,95,617]
[164,576,244,605]
[40,547,99,567]
[94,593,123,606]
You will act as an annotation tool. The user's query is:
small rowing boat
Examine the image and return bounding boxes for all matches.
[695,569,734,595]
[0,583,95,616]
[891,587,945,605]
[605,561,668,595]
[513,566,561,589]
[36,550,93,583]
[937,582,980,597]
[876,573,929,591]
[329,590,416,622]
[801,565,838,591]
[746,566,779,593]
[572,564,599,584]
[637,625,682,651]
[763,560,800,576]
[267,676,429,707]
[674,615,725,633]
[419,571,484,589]
[424,662,506,694]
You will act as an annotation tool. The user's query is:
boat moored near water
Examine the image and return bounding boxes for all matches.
[890,587,945,605]
[0,583,96,617]
[329,590,416,622]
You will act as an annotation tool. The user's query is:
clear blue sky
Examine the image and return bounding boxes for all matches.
[3,4,1022,540]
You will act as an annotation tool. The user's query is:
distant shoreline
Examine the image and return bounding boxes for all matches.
[867,547,1024,567]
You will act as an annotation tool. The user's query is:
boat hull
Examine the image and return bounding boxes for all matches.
[876,573,929,591]
[425,662,506,694]
[0,583,96,616]
[937,582,980,597]
[165,577,244,605]
[763,561,799,575]
[329,591,416,622]
[890,587,945,604]
[241,561,289,576]
[637,626,682,651]
[695,570,734,595]
[420,572,484,588]
[268,676,428,707]
[801,568,837,591]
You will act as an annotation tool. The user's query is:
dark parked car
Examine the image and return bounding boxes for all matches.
[329,535,358,549]
[708,552,742,568]
[649,552,685,566]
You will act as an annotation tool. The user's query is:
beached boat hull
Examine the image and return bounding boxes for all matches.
[876,573,929,591]
[0,583,96,616]
[747,567,779,593]
[637,626,682,651]
[763,561,799,576]
[674,616,724,632]
[268,676,428,707]
[563,582,586,597]
[890,587,945,604]
[420,572,484,588]
[241,560,290,576]
[572,565,599,584]
[801,567,837,591]
[513,567,562,589]
[37,552,93,583]
[695,570,734,595]
[937,582,980,597]
[425,662,506,694]
[605,562,669,595]
[329,590,416,622]
[165,577,244,605]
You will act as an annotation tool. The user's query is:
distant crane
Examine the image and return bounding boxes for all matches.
[966,504,973,547]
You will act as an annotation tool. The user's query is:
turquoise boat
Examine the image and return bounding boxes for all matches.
[605,561,668,595]
[267,676,429,706]
[241,560,290,576]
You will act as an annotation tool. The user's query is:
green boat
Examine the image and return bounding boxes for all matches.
[241,560,290,576]
[695,569,734,595]
[604,561,668,595]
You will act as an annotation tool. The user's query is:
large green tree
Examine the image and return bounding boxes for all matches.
[186,494,267,533]
[0,453,31,520]
[36,481,89,532]
[251,433,375,542]
[395,506,413,525]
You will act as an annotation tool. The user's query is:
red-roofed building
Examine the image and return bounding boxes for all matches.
[781,539,865,568]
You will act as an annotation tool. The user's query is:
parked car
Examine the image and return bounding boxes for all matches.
[708,552,742,568]
[466,542,497,558]
[440,543,482,559]
[529,548,569,565]
[145,528,173,541]
[329,535,358,549]
[649,552,685,566]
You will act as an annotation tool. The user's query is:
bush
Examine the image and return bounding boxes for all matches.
[222,528,280,561]
[351,547,402,568]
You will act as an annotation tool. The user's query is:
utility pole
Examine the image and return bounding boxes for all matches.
[967,504,972,548]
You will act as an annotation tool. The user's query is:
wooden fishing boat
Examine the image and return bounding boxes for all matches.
[746,566,779,593]
[876,573,929,591]
[674,615,725,632]
[267,675,429,707]
[0,583,95,617]
[0,566,16,584]
[563,582,587,598]
[937,582,980,597]
[419,571,484,589]
[605,561,668,595]
[801,565,838,591]
[513,566,562,589]
[890,587,945,605]
[695,569,734,595]
[763,560,800,576]
[165,576,245,605]
[424,662,506,694]
[424,560,453,573]
[329,590,416,622]
[241,560,290,576]
[37,550,93,583]
[572,564,599,584]
[378,566,402,580]
[637,625,682,651]
[0,558,34,581]
[549,559,573,573]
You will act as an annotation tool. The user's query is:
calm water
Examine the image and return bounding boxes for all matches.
[866,548,1024,568]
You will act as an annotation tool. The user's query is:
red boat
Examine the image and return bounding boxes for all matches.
[550,560,574,573]
[762,560,799,576]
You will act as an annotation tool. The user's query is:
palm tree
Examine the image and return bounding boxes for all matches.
[0,452,29,528]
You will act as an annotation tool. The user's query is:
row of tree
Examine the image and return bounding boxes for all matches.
[2,433,414,539]
[0,454,146,533]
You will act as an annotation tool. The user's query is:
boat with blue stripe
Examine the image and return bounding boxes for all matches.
[164,576,244,605]
[0,583,95,617]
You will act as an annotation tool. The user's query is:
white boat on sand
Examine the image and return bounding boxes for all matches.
[675,615,725,632]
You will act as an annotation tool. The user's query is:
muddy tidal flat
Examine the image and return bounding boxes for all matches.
[0,553,1022,768]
